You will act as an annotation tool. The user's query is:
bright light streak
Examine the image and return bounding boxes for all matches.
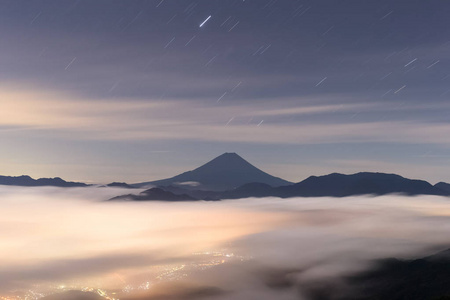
[200,15,212,28]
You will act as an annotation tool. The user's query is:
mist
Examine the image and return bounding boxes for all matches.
[1,186,450,299]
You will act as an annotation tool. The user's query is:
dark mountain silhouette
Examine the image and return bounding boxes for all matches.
[148,172,450,200]
[300,248,450,300]
[435,182,450,194]
[274,172,448,198]
[110,187,197,201]
[339,249,450,300]
[106,182,136,189]
[133,153,292,191]
[0,175,88,187]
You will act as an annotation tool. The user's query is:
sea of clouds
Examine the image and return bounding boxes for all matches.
[1,186,450,299]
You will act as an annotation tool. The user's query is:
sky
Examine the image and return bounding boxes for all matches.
[0,0,449,184]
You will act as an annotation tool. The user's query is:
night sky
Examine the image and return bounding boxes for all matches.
[0,0,449,183]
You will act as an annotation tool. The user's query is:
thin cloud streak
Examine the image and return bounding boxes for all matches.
[1,86,450,147]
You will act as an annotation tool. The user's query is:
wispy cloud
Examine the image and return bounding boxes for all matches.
[1,86,450,147]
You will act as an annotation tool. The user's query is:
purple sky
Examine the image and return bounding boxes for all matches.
[0,0,449,183]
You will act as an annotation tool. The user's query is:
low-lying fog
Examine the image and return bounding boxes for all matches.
[1,186,450,299]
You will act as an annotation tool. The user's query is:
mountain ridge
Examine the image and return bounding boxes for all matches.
[0,175,88,188]
[116,171,450,202]
[435,182,450,194]
[1,154,450,197]
[274,172,448,198]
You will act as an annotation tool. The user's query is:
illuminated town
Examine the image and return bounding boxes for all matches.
[0,250,247,300]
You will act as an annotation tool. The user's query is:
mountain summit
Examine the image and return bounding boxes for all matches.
[133,152,292,191]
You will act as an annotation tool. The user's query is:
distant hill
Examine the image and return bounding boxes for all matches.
[274,172,449,198]
[147,172,450,200]
[435,182,450,194]
[0,175,88,187]
[106,182,136,189]
[110,188,197,201]
[133,153,292,191]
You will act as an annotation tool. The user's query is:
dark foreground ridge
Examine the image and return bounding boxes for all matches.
[309,248,450,300]
[344,248,450,300]
[0,175,88,188]
[259,248,450,300]
[132,152,292,191]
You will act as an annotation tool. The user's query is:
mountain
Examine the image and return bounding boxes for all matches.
[110,188,197,201]
[133,153,292,191]
[110,172,450,201]
[338,249,450,300]
[435,182,450,194]
[0,175,88,187]
[301,248,450,300]
[106,182,136,189]
[274,172,448,198]
[151,172,450,200]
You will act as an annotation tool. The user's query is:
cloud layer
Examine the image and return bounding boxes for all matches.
[2,186,450,299]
